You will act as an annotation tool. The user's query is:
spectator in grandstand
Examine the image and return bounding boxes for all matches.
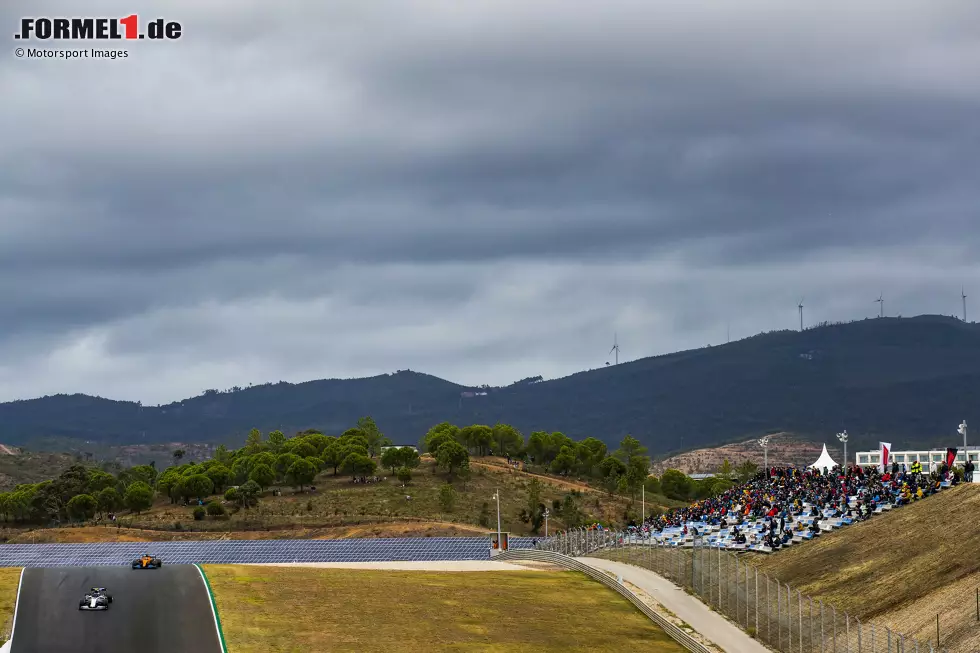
[645,458,950,541]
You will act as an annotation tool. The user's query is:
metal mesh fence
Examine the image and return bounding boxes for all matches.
[537,529,946,653]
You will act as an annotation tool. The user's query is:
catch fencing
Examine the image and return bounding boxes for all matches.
[537,529,947,653]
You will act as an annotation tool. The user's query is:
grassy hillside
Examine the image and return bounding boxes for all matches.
[0,449,76,491]
[754,483,980,651]
[0,454,683,542]
[114,457,651,535]
[3,315,980,455]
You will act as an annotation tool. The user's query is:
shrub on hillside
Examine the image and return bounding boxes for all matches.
[206,501,225,517]
[397,466,412,484]
[192,506,205,520]
[438,484,457,512]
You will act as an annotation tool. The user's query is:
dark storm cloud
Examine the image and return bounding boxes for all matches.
[0,0,979,402]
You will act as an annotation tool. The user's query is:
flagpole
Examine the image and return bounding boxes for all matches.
[642,485,645,522]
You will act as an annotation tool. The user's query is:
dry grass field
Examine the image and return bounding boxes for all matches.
[754,483,980,651]
[0,567,21,643]
[203,565,688,652]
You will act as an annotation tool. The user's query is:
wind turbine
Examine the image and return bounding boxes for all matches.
[875,293,883,318]
[798,298,804,332]
[962,287,968,322]
[609,333,620,365]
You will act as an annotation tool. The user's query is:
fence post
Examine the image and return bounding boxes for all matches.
[723,549,728,613]
[846,612,850,653]
[833,606,837,653]
[691,543,696,590]
[887,626,891,653]
[811,596,815,653]
[778,581,782,651]
[799,590,804,653]
[871,623,875,653]
[787,583,792,653]
[767,574,772,644]
[735,556,740,623]
[755,567,759,637]
[747,561,752,629]
[821,600,826,653]
[857,617,862,653]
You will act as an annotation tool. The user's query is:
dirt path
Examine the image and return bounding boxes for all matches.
[472,460,624,499]
[0,445,18,455]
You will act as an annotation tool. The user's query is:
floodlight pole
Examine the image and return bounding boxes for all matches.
[543,508,550,537]
[837,431,849,468]
[959,421,968,467]
[494,489,501,547]
[642,485,645,523]
[759,436,771,477]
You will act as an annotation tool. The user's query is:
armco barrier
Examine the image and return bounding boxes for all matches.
[495,549,713,653]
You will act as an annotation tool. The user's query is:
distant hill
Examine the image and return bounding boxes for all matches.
[2,315,979,455]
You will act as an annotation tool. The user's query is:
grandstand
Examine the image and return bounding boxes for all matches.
[543,460,962,555]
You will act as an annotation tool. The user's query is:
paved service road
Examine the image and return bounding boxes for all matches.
[11,564,222,653]
[580,557,771,653]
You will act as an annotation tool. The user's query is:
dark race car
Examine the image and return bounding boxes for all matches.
[132,553,163,569]
[79,587,112,611]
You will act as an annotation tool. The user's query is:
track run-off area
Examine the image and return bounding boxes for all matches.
[7,564,222,653]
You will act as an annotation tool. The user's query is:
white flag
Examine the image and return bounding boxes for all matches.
[879,442,892,473]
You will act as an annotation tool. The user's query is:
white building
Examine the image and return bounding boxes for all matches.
[854,447,980,472]
[380,445,418,454]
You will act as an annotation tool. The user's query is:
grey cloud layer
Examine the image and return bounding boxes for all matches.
[1,0,978,403]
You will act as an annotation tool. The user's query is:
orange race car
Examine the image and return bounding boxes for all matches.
[131,553,162,569]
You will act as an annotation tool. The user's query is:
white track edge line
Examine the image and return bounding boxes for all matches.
[6,568,25,647]
[194,564,226,653]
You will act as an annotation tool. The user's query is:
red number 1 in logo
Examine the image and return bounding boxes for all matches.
[120,14,138,39]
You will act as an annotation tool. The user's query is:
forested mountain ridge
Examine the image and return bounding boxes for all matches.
[2,315,979,456]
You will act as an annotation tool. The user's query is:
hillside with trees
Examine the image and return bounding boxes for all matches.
[0,419,697,539]
[2,315,979,456]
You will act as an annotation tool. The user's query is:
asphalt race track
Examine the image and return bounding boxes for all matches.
[10,564,223,653]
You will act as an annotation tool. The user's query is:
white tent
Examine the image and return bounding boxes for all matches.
[810,443,838,470]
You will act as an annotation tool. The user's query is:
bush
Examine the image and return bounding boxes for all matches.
[173,521,183,531]
[438,484,457,512]
[206,501,225,517]
[192,506,206,520]
[397,466,412,484]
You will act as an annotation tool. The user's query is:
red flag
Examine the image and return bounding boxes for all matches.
[946,448,958,468]
[879,442,892,473]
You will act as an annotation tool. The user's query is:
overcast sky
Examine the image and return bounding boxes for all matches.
[1,0,978,405]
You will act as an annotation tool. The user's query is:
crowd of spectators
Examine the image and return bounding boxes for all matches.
[630,457,966,550]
